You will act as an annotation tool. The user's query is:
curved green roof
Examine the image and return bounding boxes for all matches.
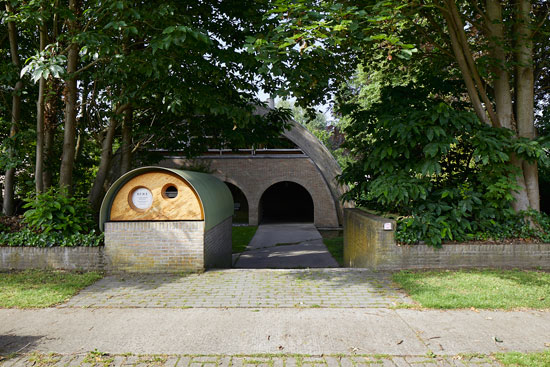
[99,167,233,232]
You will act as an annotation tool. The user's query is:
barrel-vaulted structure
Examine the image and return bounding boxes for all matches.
[100,167,233,272]
[160,111,347,229]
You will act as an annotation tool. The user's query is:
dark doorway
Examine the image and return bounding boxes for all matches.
[225,182,249,224]
[259,181,314,223]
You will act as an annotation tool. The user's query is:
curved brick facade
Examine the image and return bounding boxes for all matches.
[162,156,339,228]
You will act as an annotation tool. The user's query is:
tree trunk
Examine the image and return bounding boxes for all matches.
[43,79,58,189]
[485,0,532,211]
[88,103,131,210]
[3,3,22,216]
[485,0,514,130]
[43,120,55,190]
[120,107,133,174]
[35,20,48,193]
[74,84,89,164]
[514,0,539,211]
[42,0,60,191]
[59,0,80,190]
[441,1,490,126]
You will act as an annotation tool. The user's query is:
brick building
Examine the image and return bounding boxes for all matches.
[160,118,346,229]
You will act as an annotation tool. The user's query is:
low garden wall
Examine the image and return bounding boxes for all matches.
[0,246,105,271]
[344,208,550,270]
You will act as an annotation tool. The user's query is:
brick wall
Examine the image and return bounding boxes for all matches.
[344,209,396,268]
[204,216,232,268]
[344,208,550,270]
[105,221,205,273]
[162,157,340,228]
[0,247,104,271]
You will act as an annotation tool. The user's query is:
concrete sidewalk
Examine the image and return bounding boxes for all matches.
[1,308,549,356]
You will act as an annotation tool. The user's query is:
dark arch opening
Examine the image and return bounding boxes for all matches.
[259,181,314,223]
[224,182,249,224]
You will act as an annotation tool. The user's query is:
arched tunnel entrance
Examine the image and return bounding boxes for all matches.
[224,182,249,224]
[259,181,314,223]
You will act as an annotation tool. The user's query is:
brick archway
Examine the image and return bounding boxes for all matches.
[224,181,250,224]
[259,181,314,223]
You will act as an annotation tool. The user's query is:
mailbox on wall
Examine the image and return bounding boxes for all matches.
[99,166,233,273]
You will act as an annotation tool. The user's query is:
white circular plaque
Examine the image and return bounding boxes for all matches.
[131,187,153,210]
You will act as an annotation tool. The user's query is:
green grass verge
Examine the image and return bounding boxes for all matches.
[0,270,103,308]
[393,269,550,310]
[323,236,343,266]
[495,349,550,366]
[232,226,258,253]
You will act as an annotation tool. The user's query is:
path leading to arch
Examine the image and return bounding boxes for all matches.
[233,223,339,268]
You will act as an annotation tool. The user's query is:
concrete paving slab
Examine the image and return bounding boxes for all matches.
[235,223,338,268]
[395,309,550,355]
[247,223,322,249]
[0,309,423,355]
[1,308,549,357]
[234,241,339,268]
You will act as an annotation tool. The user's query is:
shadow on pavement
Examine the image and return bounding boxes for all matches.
[0,334,42,355]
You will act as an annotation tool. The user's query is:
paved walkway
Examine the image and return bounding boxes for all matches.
[62,269,410,308]
[0,353,504,366]
[234,223,339,269]
[1,308,549,359]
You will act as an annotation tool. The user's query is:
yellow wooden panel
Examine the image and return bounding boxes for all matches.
[110,171,204,221]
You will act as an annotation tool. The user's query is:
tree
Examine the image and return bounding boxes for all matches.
[248,0,550,213]
[2,0,290,217]
[2,2,23,215]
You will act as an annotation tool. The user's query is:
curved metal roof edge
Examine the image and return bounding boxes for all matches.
[99,166,233,232]
[254,105,349,224]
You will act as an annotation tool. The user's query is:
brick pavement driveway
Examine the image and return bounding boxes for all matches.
[1,353,504,367]
[62,269,412,308]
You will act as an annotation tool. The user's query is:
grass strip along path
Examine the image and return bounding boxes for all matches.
[393,269,550,310]
[0,270,103,308]
[322,236,344,266]
[231,226,258,253]
[495,349,550,366]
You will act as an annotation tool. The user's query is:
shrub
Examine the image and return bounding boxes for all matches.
[22,187,95,236]
[0,229,103,247]
[340,84,550,246]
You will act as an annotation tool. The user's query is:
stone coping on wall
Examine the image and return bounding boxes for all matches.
[0,246,104,271]
[344,208,550,270]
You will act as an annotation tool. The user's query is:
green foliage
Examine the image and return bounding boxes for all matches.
[276,99,350,166]
[2,0,292,213]
[340,84,550,246]
[0,228,103,247]
[20,45,67,83]
[247,1,418,108]
[0,222,10,233]
[22,187,95,236]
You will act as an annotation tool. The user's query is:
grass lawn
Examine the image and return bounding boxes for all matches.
[322,236,344,266]
[0,270,103,308]
[393,269,550,310]
[232,226,258,253]
[495,349,550,366]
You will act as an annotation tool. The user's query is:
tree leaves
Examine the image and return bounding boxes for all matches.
[20,47,67,83]
[339,82,550,247]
